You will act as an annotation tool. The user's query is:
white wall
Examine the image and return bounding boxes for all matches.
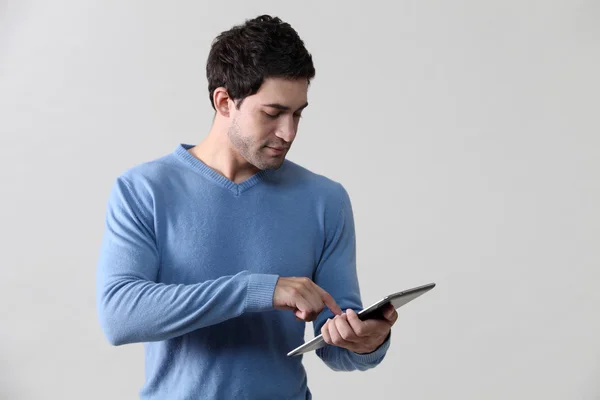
[1,1,599,399]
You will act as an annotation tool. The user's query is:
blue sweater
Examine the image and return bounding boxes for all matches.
[96,143,391,399]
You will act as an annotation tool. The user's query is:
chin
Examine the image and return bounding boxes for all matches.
[261,161,285,171]
[255,157,285,171]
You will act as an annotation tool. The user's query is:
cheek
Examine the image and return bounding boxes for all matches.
[236,121,262,143]
[254,126,276,143]
[243,115,278,145]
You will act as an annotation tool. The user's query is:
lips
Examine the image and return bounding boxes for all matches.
[266,146,286,156]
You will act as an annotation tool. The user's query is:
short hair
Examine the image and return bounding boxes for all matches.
[206,15,316,111]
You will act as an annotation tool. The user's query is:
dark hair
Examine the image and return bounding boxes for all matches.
[206,15,316,111]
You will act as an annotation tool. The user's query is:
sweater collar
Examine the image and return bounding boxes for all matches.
[173,143,271,195]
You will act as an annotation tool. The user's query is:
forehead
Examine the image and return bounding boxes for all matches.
[250,77,308,107]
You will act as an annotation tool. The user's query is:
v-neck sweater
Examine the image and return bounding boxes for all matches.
[96,143,391,399]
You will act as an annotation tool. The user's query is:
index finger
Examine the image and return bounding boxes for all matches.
[348,310,389,335]
[384,303,398,324]
[315,285,342,316]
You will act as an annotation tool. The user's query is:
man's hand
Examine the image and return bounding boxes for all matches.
[321,303,398,354]
[273,277,343,322]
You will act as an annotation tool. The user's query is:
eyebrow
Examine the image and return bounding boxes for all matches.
[262,102,309,112]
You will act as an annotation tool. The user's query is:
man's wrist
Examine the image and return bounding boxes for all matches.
[354,331,391,355]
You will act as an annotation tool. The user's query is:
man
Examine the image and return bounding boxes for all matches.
[96,14,397,399]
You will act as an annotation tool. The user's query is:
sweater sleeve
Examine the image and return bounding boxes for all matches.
[96,176,279,346]
[312,183,391,371]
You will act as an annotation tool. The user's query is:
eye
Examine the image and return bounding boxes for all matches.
[264,112,303,119]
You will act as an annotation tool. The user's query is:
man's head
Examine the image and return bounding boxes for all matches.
[206,15,315,170]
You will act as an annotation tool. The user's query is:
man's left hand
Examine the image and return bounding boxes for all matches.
[320,303,398,354]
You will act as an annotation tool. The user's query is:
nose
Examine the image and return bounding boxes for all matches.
[276,116,297,143]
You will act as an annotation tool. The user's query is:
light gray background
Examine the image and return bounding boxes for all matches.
[1,1,599,399]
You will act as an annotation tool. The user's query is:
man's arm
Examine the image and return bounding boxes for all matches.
[312,183,391,371]
[95,176,278,346]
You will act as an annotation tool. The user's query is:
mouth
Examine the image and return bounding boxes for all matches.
[266,146,286,155]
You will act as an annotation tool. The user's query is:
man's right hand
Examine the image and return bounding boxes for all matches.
[273,277,343,322]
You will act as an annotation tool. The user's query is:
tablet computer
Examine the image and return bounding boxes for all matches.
[286,282,435,357]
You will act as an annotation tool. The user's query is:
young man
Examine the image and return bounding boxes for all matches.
[96,14,397,399]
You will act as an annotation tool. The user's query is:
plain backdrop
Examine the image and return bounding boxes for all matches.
[1,1,599,399]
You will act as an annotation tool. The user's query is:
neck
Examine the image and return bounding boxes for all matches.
[188,122,260,184]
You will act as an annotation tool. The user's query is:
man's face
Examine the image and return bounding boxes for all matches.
[227,77,309,170]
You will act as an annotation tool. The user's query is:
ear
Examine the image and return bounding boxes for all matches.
[213,87,233,118]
